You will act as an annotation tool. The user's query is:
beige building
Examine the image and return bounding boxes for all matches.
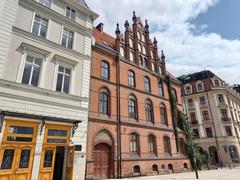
[179,70,240,166]
[0,0,97,179]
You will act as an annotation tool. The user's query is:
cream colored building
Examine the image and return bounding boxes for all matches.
[179,70,240,166]
[0,0,97,179]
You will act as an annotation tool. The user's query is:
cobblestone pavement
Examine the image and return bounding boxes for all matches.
[112,167,240,180]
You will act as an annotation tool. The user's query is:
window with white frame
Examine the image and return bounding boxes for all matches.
[32,15,48,38]
[38,0,52,8]
[56,66,71,93]
[65,6,76,21]
[196,82,204,92]
[61,28,74,49]
[22,55,42,86]
[185,85,192,94]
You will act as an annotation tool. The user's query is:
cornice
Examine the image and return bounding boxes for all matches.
[19,0,92,37]
[12,26,91,61]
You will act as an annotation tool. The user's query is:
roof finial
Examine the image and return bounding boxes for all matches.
[161,50,165,61]
[124,20,129,28]
[115,23,120,35]
[145,20,149,29]
[153,37,157,44]
[132,11,137,20]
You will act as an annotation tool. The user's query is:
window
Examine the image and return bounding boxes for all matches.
[130,51,134,62]
[38,0,51,8]
[185,85,192,94]
[120,47,125,57]
[190,112,197,124]
[61,28,74,49]
[220,109,228,120]
[129,96,137,119]
[218,94,224,103]
[144,77,151,92]
[187,99,194,108]
[100,61,109,79]
[214,79,220,86]
[202,111,209,120]
[151,62,155,72]
[172,88,178,102]
[32,15,48,38]
[130,133,139,154]
[225,126,232,136]
[145,100,154,123]
[22,55,42,86]
[196,82,204,92]
[152,164,158,172]
[199,96,206,105]
[148,135,157,154]
[164,136,171,155]
[129,39,133,48]
[206,127,213,137]
[128,70,135,87]
[138,43,142,53]
[192,129,199,138]
[158,81,164,96]
[56,66,71,93]
[160,104,168,126]
[65,6,76,21]
[99,90,110,115]
[179,139,186,154]
[133,165,140,173]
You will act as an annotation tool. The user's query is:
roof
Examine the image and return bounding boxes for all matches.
[76,0,89,9]
[178,70,215,84]
[93,28,116,50]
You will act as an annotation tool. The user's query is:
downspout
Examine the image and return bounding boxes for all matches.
[116,54,122,178]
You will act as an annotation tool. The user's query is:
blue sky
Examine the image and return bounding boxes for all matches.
[87,0,240,85]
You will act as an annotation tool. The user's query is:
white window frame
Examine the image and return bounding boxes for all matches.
[61,27,75,49]
[184,85,192,94]
[196,81,204,92]
[65,6,76,21]
[37,0,52,8]
[31,13,49,38]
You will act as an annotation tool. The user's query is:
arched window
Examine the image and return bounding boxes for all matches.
[148,135,157,154]
[164,136,171,155]
[100,61,109,79]
[185,85,192,94]
[130,133,139,154]
[129,38,133,48]
[145,100,154,123]
[143,46,146,54]
[143,58,148,68]
[138,43,142,53]
[168,164,174,172]
[183,163,188,169]
[99,89,110,115]
[160,104,168,126]
[158,81,164,96]
[179,138,186,155]
[129,95,137,119]
[120,47,125,57]
[139,56,143,66]
[128,70,135,87]
[152,164,158,172]
[144,76,151,92]
[137,31,141,40]
[171,88,178,102]
[152,62,155,72]
[133,165,140,174]
[214,79,220,86]
[130,51,134,62]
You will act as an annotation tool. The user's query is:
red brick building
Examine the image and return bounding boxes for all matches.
[86,12,191,179]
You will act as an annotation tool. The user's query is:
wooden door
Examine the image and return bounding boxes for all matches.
[94,144,111,179]
[66,146,74,180]
[39,147,56,180]
[0,145,34,180]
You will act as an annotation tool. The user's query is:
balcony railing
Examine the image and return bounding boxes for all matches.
[221,117,231,122]
[191,120,198,125]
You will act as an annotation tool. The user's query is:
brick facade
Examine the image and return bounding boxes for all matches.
[86,12,191,179]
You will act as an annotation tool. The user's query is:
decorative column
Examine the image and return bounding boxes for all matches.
[124,20,130,60]
[132,11,139,65]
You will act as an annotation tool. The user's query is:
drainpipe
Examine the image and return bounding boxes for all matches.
[116,54,122,178]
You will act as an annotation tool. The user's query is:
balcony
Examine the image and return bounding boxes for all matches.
[190,120,199,125]
[221,117,231,122]
[218,102,228,108]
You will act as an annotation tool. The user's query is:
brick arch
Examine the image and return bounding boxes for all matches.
[93,129,114,147]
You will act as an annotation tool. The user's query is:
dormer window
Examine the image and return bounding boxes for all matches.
[185,85,192,94]
[196,82,204,92]
[214,79,220,86]
[37,0,52,8]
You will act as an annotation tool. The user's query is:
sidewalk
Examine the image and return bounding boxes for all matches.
[111,167,240,180]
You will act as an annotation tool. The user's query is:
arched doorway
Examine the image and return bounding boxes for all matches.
[229,145,239,163]
[93,130,114,179]
[209,146,219,165]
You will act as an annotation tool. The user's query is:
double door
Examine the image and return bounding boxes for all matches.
[0,144,35,180]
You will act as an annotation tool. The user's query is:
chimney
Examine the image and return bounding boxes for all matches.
[96,23,104,33]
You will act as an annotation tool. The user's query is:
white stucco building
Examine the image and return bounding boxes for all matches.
[0,0,97,179]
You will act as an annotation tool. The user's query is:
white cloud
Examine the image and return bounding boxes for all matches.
[87,0,240,85]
